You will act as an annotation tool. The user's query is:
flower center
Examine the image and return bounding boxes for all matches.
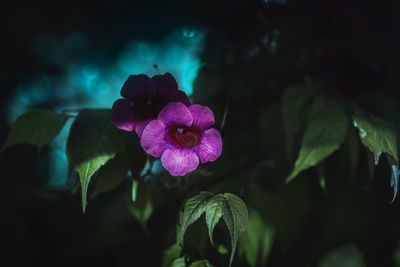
[169,126,201,149]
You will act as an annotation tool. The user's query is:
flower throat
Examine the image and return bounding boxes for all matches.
[169,126,201,148]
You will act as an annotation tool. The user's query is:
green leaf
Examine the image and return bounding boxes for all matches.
[128,182,153,231]
[90,152,130,199]
[179,192,248,267]
[162,244,182,267]
[281,85,314,162]
[171,257,187,267]
[179,191,215,245]
[286,95,348,183]
[189,260,214,267]
[1,109,69,153]
[220,193,248,267]
[204,194,224,246]
[353,110,399,164]
[239,209,275,267]
[66,109,128,212]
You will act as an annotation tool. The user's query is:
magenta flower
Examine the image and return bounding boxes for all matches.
[140,102,223,176]
[111,73,190,136]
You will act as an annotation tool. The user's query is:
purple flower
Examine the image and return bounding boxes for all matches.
[140,102,223,176]
[111,73,190,136]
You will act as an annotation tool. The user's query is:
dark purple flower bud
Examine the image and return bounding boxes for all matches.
[140,102,223,176]
[111,73,190,136]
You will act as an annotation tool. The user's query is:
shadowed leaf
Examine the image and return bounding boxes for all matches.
[287,96,348,183]
[2,109,69,153]
[128,182,153,231]
[90,152,130,198]
[162,244,182,267]
[239,209,275,267]
[353,110,399,164]
[66,109,128,212]
[171,257,187,267]
[353,110,399,199]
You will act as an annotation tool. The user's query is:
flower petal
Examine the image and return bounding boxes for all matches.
[161,149,199,176]
[111,98,139,132]
[135,118,153,137]
[121,74,155,102]
[140,119,168,157]
[158,102,193,127]
[168,90,191,106]
[189,104,215,130]
[195,128,222,163]
[151,72,178,98]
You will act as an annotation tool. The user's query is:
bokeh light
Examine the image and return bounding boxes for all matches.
[7,26,206,187]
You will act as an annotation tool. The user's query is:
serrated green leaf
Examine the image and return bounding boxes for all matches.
[1,109,69,153]
[90,152,130,199]
[66,109,128,212]
[179,191,215,245]
[353,110,399,164]
[239,209,275,267]
[162,244,182,267]
[171,257,187,267]
[287,96,348,183]
[179,192,248,267]
[220,193,248,267]
[281,85,314,162]
[189,259,214,267]
[128,182,153,231]
[205,194,224,246]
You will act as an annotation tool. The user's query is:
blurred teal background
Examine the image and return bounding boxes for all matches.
[7,27,205,187]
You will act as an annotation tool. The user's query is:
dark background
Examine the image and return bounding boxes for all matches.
[1,0,400,266]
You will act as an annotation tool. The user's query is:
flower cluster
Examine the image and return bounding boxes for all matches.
[112,73,222,176]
